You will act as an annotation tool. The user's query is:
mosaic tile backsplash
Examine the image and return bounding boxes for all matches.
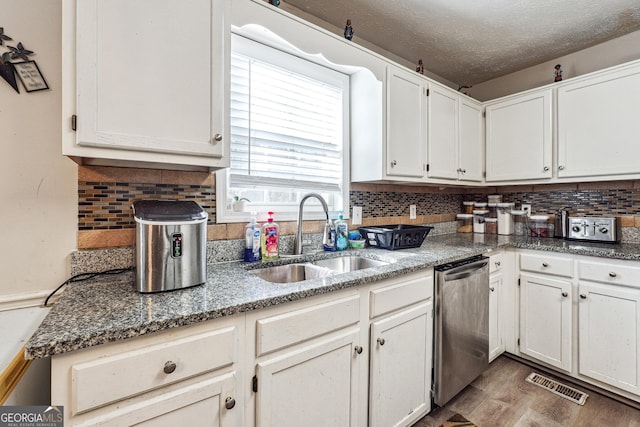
[78,182,216,230]
[78,181,640,230]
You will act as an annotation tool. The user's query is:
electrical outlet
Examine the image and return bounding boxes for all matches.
[352,206,363,225]
[522,204,532,216]
[410,205,417,219]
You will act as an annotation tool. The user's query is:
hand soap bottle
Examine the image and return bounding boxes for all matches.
[261,211,279,260]
[244,213,261,262]
[335,212,348,251]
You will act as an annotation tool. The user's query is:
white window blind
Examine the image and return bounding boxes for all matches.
[230,36,347,193]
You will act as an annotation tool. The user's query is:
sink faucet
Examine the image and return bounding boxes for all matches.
[294,193,330,255]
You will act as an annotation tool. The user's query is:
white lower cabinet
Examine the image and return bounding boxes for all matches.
[369,302,432,427]
[519,273,572,372]
[488,270,504,362]
[50,316,243,426]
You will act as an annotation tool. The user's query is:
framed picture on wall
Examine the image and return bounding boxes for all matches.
[13,60,49,92]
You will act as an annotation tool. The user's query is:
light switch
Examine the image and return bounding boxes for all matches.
[352,206,362,225]
[410,205,417,219]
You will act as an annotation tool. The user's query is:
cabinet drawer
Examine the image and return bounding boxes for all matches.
[72,326,236,414]
[369,274,432,319]
[256,295,360,357]
[520,253,573,278]
[490,253,504,274]
[579,259,640,288]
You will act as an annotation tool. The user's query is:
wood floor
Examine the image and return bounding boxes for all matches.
[413,356,640,427]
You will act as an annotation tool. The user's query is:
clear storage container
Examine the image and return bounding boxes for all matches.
[529,215,550,237]
[497,202,515,235]
[463,201,475,214]
[473,209,489,233]
[456,214,474,233]
[485,217,498,234]
[487,195,502,204]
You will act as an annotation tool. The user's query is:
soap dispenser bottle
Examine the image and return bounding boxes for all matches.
[261,211,279,260]
[335,212,348,251]
[323,217,336,252]
[244,213,261,262]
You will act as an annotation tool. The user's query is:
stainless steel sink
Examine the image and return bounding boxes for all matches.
[249,256,390,284]
[311,256,388,273]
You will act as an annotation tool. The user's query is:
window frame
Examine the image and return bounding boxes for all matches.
[216,31,350,224]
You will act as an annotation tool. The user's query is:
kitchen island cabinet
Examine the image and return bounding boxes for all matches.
[62,0,230,171]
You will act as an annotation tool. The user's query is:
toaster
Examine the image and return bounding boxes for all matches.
[566,216,621,243]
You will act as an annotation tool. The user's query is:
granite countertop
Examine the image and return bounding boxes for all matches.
[24,234,640,360]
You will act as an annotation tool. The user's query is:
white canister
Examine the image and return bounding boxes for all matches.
[473,209,489,233]
[497,202,515,235]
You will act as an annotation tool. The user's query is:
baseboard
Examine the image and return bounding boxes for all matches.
[0,291,50,312]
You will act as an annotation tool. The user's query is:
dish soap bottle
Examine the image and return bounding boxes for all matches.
[323,217,336,252]
[261,211,280,260]
[335,212,348,251]
[244,213,261,262]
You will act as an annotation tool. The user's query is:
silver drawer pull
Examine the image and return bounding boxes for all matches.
[561,292,568,297]
[490,287,495,292]
[580,294,587,299]
[495,261,501,267]
[354,345,363,355]
[163,361,177,374]
[542,262,549,268]
[609,272,617,278]
[377,338,386,346]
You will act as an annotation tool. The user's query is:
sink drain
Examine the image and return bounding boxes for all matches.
[526,373,588,405]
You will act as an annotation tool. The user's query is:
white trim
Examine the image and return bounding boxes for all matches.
[0,291,51,312]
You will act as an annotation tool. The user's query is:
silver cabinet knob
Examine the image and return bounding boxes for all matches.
[558,165,565,170]
[354,345,363,355]
[561,292,568,297]
[377,338,386,346]
[609,272,617,278]
[225,397,236,410]
[213,133,223,142]
[390,160,397,167]
[543,166,550,171]
[542,262,549,268]
[490,287,495,292]
[163,361,177,374]
[580,294,587,299]
[495,261,501,267]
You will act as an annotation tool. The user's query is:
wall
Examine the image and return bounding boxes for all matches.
[0,0,77,307]
[471,29,640,101]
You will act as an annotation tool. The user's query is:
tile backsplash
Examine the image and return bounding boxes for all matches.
[76,167,640,247]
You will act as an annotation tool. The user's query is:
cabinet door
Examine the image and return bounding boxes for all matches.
[80,372,240,427]
[427,85,458,180]
[458,98,484,182]
[489,272,504,362]
[255,330,362,427]
[75,0,226,158]
[369,302,432,427]
[579,281,640,395]
[557,63,640,178]
[519,273,572,372]
[386,66,426,178]
[485,89,553,182]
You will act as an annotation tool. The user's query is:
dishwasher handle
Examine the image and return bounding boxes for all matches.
[441,261,488,282]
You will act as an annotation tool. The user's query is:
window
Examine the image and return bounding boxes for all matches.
[217,33,349,222]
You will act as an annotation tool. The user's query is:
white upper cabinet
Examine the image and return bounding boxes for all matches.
[62,0,230,170]
[427,84,459,180]
[557,61,640,178]
[485,88,553,182]
[458,98,484,182]
[427,85,483,182]
[386,65,427,178]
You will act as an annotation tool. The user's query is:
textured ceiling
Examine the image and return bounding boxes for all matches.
[283,0,640,85]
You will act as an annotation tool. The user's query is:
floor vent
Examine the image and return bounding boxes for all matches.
[526,373,588,405]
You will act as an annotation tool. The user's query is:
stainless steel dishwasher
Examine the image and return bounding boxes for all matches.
[433,255,490,407]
